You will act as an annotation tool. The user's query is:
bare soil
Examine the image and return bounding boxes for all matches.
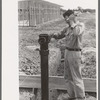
[19,12,96,79]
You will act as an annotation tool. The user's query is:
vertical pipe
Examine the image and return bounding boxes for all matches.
[38,34,50,100]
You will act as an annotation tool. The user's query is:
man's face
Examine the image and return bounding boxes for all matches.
[64,15,70,24]
[64,14,76,26]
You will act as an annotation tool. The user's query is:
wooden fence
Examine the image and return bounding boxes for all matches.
[19,75,96,92]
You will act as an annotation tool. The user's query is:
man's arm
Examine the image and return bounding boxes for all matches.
[73,23,85,35]
[50,27,68,39]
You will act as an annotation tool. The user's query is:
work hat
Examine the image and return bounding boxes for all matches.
[63,10,74,18]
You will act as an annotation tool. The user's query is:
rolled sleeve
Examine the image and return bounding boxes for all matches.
[73,23,85,36]
[53,27,68,39]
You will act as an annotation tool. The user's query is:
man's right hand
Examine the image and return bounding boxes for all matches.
[48,33,53,42]
[48,33,58,42]
[48,33,52,38]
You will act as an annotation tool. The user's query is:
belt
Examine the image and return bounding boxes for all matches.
[66,47,81,51]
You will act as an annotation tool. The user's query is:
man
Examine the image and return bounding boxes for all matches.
[50,10,86,100]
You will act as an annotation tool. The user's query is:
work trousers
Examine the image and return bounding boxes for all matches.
[64,49,85,100]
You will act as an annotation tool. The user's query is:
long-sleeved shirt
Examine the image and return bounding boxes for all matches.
[53,21,85,50]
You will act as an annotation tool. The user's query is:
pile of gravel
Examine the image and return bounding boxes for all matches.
[19,45,61,76]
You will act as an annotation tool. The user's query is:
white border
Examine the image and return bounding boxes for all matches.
[2,0,98,100]
[96,0,98,100]
[2,0,19,100]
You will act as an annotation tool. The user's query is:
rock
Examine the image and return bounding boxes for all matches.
[57,92,96,100]
[81,47,96,78]
[86,96,96,100]
[19,89,35,100]
[57,93,69,100]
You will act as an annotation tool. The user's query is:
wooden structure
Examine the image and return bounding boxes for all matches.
[18,0,63,26]
[19,75,96,92]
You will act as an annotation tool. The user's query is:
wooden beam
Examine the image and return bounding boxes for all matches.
[19,75,96,92]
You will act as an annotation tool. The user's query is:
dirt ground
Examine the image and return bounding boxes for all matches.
[19,12,96,78]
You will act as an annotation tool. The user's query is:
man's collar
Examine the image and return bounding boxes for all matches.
[70,21,79,29]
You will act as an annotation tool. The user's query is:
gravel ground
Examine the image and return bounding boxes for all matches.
[19,89,96,100]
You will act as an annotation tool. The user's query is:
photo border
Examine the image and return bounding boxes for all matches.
[0,0,2,100]
[1,0,99,100]
[98,0,99,100]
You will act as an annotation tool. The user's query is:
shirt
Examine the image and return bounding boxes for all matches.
[53,21,85,49]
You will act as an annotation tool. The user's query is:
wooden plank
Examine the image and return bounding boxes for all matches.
[19,75,96,92]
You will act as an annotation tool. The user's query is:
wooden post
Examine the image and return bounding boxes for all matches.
[34,2,36,26]
[28,1,30,26]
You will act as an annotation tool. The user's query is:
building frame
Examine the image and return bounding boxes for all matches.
[18,0,63,26]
